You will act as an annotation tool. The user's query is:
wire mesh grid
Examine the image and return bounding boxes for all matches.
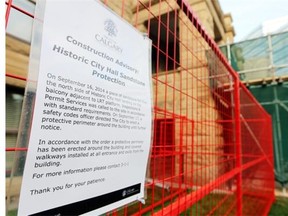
[5,0,274,215]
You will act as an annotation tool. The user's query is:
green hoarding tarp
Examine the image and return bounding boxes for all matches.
[249,82,288,185]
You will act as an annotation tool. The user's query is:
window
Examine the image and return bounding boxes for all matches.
[145,11,180,73]
[150,119,175,179]
[6,87,24,177]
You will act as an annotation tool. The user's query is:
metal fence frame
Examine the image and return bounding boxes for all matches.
[220,29,288,190]
[5,0,275,215]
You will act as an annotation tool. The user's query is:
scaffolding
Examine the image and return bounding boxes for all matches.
[220,31,288,81]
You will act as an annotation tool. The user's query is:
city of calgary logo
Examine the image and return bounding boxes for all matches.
[94,19,122,53]
[104,19,118,37]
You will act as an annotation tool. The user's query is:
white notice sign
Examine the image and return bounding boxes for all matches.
[18,0,152,215]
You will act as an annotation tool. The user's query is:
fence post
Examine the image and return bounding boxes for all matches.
[267,34,275,77]
[5,0,13,28]
[227,43,231,65]
[234,78,242,216]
